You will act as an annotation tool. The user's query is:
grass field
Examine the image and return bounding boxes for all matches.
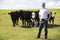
[0,9,60,40]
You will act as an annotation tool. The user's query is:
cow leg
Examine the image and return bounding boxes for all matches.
[29,20,30,27]
[22,19,25,26]
[30,20,32,27]
[12,19,16,27]
[24,20,26,26]
[27,20,28,27]
[52,18,54,25]
[27,20,30,27]
[23,20,26,26]
[11,17,16,26]
[28,20,32,27]
[12,20,15,26]
[49,19,51,24]
[22,20,24,26]
[16,18,19,25]
[24,19,26,26]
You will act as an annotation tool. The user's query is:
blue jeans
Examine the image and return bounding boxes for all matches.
[37,19,48,39]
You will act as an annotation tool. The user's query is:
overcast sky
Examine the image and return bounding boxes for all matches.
[0,0,60,9]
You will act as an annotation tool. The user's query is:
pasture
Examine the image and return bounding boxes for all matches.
[0,9,60,40]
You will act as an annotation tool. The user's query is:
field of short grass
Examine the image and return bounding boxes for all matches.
[0,9,60,40]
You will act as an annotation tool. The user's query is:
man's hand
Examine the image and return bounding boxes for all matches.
[48,19,49,21]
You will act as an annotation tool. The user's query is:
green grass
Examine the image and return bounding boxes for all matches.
[0,9,60,40]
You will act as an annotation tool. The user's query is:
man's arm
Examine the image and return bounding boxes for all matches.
[48,13,51,21]
[39,10,41,21]
[46,9,51,21]
[39,15,41,21]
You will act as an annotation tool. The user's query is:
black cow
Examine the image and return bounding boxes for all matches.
[19,10,26,26]
[20,11,32,27]
[8,11,20,27]
[26,11,32,27]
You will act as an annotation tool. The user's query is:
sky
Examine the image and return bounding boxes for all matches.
[0,0,60,9]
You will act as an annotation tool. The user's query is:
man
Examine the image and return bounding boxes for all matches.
[37,2,51,40]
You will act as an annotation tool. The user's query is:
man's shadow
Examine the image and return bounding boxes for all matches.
[20,24,60,28]
[48,24,60,28]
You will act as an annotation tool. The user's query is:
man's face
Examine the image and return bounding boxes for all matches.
[42,3,45,8]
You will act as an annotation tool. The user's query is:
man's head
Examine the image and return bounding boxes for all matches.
[42,2,45,8]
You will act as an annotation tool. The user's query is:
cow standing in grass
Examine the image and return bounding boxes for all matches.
[19,11,32,27]
[49,12,56,25]
[19,10,26,26]
[8,11,20,27]
[31,11,35,27]
[25,11,32,27]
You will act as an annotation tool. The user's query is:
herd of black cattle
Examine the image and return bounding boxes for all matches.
[8,10,56,27]
[8,10,39,27]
